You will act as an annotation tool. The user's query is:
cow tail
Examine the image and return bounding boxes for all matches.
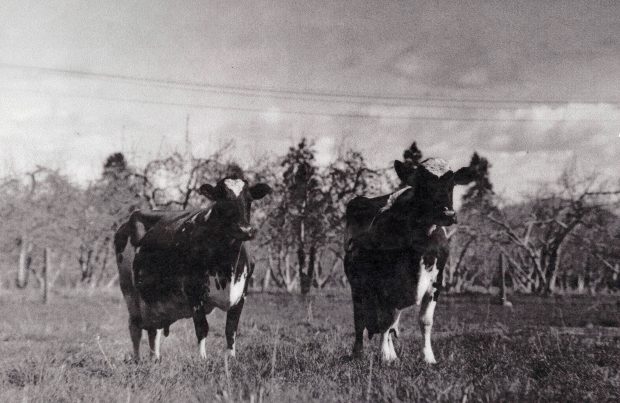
[114,223,130,257]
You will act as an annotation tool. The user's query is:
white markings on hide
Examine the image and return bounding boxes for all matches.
[416,257,438,306]
[224,179,245,197]
[207,264,248,311]
[379,186,411,213]
[421,158,451,177]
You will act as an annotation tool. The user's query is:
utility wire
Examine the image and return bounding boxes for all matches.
[3,86,619,123]
[2,62,619,107]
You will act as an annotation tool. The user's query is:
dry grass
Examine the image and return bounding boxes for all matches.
[1,288,619,402]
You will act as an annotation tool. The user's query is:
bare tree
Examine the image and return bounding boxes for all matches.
[489,166,619,294]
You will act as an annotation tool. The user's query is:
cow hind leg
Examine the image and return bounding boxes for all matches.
[147,328,163,361]
[225,297,245,358]
[129,318,142,362]
[192,308,210,359]
[380,309,401,363]
[419,293,437,364]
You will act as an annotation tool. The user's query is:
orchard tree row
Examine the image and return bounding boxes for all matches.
[1,140,618,295]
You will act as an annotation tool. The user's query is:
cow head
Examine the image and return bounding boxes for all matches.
[393,158,474,226]
[198,177,272,241]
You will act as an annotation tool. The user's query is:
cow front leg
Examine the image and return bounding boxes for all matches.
[225,297,245,358]
[419,293,437,364]
[192,307,209,359]
[129,317,142,362]
[147,328,163,361]
[351,291,365,359]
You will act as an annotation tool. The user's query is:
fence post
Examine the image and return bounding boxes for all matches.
[42,248,50,304]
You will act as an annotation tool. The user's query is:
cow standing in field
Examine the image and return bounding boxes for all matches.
[344,158,473,363]
[114,176,271,361]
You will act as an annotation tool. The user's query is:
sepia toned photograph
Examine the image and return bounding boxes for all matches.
[1,1,619,401]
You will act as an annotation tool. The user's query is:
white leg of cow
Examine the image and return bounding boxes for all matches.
[381,309,401,363]
[148,328,163,360]
[380,330,398,363]
[192,307,209,360]
[199,337,207,359]
[419,293,437,364]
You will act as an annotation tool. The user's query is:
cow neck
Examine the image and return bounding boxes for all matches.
[204,232,242,261]
[366,203,438,252]
[408,223,438,252]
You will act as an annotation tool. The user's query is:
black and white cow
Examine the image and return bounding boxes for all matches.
[344,158,474,363]
[114,176,271,361]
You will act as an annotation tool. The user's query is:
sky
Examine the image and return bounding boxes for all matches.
[0,0,618,200]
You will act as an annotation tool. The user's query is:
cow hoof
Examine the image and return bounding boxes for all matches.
[423,349,437,364]
[225,349,236,359]
[381,355,399,365]
[352,345,364,360]
[381,348,399,363]
[351,351,364,361]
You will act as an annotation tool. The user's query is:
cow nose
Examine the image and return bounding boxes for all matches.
[443,208,457,224]
[239,226,256,239]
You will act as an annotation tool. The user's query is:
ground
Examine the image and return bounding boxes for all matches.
[1,289,619,402]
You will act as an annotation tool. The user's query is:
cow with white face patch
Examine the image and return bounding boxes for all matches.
[114,176,271,361]
[344,157,474,363]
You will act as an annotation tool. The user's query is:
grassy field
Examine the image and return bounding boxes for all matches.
[1,288,620,402]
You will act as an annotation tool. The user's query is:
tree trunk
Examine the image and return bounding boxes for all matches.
[544,249,560,295]
[262,265,272,291]
[79,246,94,283]
[298,245,316,295]
[16,237,33,289]
[577,274,585,294]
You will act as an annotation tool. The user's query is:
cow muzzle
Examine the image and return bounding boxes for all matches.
[234,225,257,240]
[437,208,457,225]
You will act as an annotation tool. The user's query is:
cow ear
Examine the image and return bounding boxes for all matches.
[454,167,476,185]
[394,160,406,181]
[394,160,416,184]
[198,184,220,200]
[249,183,272,200]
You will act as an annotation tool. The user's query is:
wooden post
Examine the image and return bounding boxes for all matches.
[42,248,50,304]
[499,253,512,307]
[493,253,512,307]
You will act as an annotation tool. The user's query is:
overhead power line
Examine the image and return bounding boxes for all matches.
[3,86,619,123]
[2,62,620,107]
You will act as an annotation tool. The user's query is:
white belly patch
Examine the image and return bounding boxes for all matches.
[207,265,248,311]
